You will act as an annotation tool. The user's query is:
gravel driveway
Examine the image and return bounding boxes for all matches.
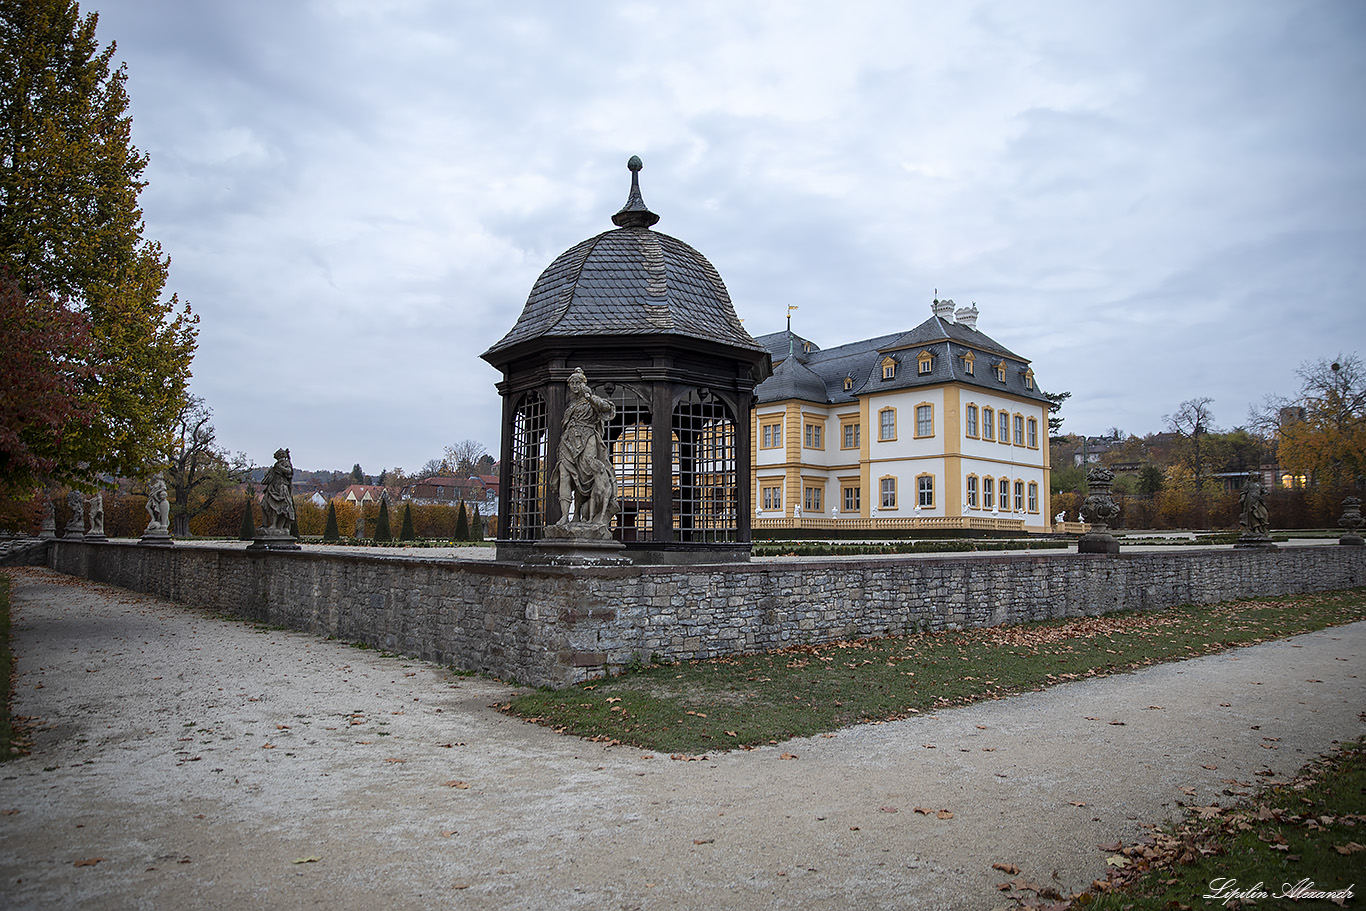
[2,567,1362,911]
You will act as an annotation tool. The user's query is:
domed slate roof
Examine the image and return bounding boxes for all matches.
[483,157,763,364]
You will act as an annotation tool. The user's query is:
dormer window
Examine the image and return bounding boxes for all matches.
[843,375,854,392]
[1024,369,1034,390]
[917,350,934,375]
[881,356,897,380]
[994,361,1006,383]
[963,351,975,375]
[803,341,811,354]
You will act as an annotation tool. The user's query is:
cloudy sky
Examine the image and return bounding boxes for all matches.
[87,0,1364,475]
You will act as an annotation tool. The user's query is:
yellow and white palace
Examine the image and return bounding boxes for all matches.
[751,297,1052,534]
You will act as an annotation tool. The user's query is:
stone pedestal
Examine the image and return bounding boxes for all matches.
[1077,532,1120,555]
[1233,535,1278,550]
[83,533,108,543]
[247,531,301,552]
[527,537,630,567]
[139,529,173,546]
[39,500,57,541]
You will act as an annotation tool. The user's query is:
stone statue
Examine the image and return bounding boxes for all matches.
[547,369,617,538]
[1238,473,1270,538]
[64,490,85,536]
[1055,511,1066,525]
[259,448,296,534]
[86,493,106,539]
[39,495,57,540]
[145,475,170,533]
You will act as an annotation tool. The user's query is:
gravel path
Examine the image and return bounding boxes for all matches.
[2,567,1362,911]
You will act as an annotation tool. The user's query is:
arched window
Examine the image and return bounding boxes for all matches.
[603,383,653,542]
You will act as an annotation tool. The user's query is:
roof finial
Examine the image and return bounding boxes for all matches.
[612,155,660,228]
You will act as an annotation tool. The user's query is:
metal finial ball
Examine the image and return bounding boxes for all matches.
[627,155,643,172]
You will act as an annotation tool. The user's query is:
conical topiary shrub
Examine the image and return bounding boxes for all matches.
[238,494,255,540]
[374,498,393,542]
[399,503,415,541]
[470,504,484,542]
[454,501,469,542]
[323,501,340,541]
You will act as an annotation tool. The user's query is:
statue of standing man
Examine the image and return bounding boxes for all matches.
[549,368,617,539]
[259,448,296,535]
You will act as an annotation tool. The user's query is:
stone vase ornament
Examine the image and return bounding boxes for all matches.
[140,474,173,546]
[85,492,107,542]
[249,447,301,551]
[1340,496,1364,546]
[1234,472,1277,550]
[1078,467,1121,554]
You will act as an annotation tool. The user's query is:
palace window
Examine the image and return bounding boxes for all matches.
[1014,480,1025,511]
[879,407,897,441]
[803,423,823,449]
[1024,369,1034,390]
[761,485,782,511]
[963,351,975,375]
[1027,417,1038,448]
[804,486,822,512]
[995,361,1006,383]
[917,351,933,375]
[999,411,1010,444]
[982,477,994,509]
[999,478,1010,507]
[966,475,979,508]
[915,403,934,438]
[1013,414,1024,445]
[965,404,979,438]
[761,422,782,449]
[982,407,995,441]
[843,375,854,392]
[917,474,935,508]
[880,476,897,508]
[881,356,897,380]
[1027,481,1038,512]
[842,421,860,449]
[844,486,860,512]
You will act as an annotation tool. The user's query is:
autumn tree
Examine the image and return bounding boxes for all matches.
[443,440,488,476]
[0,0,198,485]
[0,271,96,494]
[1164,397,1217,493]
[1267,354,1366,490]
[163,396,248,537]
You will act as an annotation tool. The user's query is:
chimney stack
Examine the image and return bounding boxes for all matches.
[954,303,979,330]
[932,296,956,321]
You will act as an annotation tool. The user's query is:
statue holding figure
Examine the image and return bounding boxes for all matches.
[1238,473,1270,538]
[548,368,618,538]
[140,474,172,544]
[64,490,85,536]
[145,475,170,533]
[259,448,296,535]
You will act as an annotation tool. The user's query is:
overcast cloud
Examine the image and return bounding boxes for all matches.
[85,0,1365,474]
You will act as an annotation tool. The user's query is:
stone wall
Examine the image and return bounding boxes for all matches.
[47,541,1366,689]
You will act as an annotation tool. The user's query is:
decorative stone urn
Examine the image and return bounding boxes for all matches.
[1078,467,1121,554]
[1340,496,1364,546]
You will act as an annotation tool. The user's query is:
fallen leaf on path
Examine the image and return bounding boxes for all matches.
[73,857,105,867]
[1202,764,1218,770]
[452,883,470,890]
[937,810,954,819]
[779,753,798,760]
[443,780,471,789]
[1070,801,1086,807]
[913,807,935,815]
[440,831,457,838]
[384,758,406,763]
[879,806,898,813]
[292,856,320,864]
[992,862,1021,875]
[1097,841,1122,852]
[261,743,275,749]
[1108,720,1126,726]
[1105,855,1128,868]
[1335,842,1365,855]
[693,838,714,845]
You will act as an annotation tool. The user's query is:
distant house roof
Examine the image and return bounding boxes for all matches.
[336,484,396,503]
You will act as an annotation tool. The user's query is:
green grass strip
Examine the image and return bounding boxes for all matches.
[504,588,1366,754]
[1071,737,1364,910]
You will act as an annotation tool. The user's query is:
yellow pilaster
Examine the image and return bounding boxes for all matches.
[943,386,962,517]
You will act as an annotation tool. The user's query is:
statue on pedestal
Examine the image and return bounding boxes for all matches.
[85,493,106,541]
[64,490,85,536]
[1235,472,1276,549]
[251,448,301,551]
[39,494,57,540]
[546,369,618,540]
[140,474,172,545]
